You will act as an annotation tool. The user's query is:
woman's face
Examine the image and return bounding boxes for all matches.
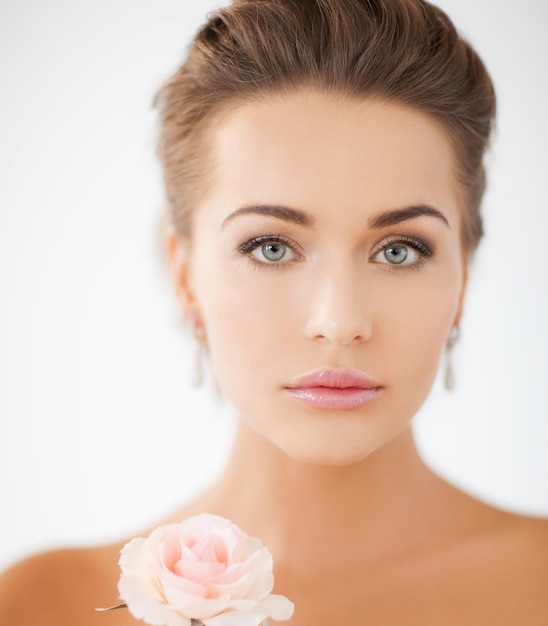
[176,91,466,466]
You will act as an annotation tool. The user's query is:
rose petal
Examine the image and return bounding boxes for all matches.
[208,568,273,602]
[175,557,226,581]
[208,547,273,589]
[160,581,229,618]
[203,594,295,626]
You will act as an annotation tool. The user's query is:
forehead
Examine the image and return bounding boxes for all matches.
[200,90,463,222]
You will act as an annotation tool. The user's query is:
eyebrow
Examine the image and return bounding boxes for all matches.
[221,205,315,229]
[368,205,450,229]
[221,203,450,230]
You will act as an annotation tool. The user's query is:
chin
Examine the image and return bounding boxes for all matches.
[274,426,384,467]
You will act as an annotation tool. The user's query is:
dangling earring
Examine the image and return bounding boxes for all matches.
[444,325,460,391]
[191,325,206,388]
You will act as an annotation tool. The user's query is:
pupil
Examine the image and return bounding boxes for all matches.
[385,245,408,264]
[263,243,285,261]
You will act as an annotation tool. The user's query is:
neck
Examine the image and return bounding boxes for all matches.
[199,420,452,573]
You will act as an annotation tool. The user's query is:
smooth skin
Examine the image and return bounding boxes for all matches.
[1,92,547,625]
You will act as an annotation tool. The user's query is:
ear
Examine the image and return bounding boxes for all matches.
[165,229,201,324]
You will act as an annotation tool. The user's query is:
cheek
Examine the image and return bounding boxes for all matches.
[375,270,462,394]
[195,265,298,399]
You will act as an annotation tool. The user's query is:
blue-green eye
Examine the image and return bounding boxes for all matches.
[373,237,432,267]
[383,245,412,264]
[254,242,289,262]
[239,234,301,265]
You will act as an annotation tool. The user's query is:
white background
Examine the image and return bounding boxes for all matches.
[1,0,547,572]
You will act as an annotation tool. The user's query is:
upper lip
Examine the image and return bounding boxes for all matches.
[286,368,380,390]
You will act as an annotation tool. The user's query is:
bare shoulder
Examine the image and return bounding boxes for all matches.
[0,497,218,626]
[424,479,548,622]
[0,542,128,626]
[494,512,548,572]
[465,507,548,622]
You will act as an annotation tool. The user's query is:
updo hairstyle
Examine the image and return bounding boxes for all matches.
[156,0,496,258]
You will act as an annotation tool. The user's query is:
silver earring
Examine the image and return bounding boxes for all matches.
[191,326,206,388]
[444,326,459,391]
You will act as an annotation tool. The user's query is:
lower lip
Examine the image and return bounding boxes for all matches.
[285,386,381,411]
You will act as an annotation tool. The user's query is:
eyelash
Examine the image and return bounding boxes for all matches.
[237,233,434,269]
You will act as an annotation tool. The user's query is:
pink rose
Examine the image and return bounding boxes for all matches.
[117,514,294,626]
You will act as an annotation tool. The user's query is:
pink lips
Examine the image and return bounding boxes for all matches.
[285,369,381,411]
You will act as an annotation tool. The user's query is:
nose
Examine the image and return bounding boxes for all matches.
[303,264,372,346]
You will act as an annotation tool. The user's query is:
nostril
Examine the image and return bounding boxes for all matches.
[305,319,370,346]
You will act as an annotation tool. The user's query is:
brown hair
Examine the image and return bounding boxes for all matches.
[156,0,496,257]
